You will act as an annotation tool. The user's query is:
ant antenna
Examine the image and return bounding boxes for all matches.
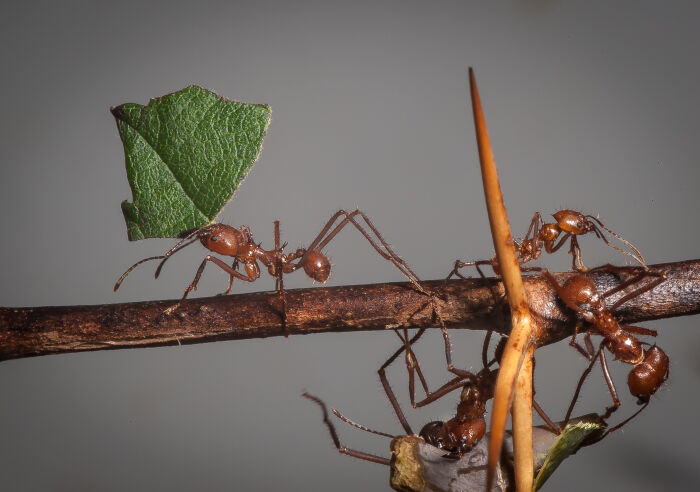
[586,215,646,267]
[113,227,204,291]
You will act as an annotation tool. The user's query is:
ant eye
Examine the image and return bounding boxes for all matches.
[576,222,583,228]
[210,235,218,242]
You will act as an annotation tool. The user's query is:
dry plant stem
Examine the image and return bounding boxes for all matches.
[512,347,535,492]
[469,67,535,492]
[1,261,698,362]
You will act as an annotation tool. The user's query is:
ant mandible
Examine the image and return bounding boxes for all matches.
[114,209,432,315]
[541,267,669,427]
[448,209,646,281]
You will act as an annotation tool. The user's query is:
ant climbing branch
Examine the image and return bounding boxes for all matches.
[1,260,699,361]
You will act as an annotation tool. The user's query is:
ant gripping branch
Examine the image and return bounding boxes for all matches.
[541,267,669,430]
[114,209,434,316]
[448,209,646,281]
[115,209,464,384]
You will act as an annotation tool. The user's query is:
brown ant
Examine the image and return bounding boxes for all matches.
[302,360,499,464]
[541,267,669,428]
[304,333,558,463]
[114,209,432,316]
[448,210,646,280]
[115,209,466,386]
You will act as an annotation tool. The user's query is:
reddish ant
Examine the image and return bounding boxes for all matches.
[114,209,433,316]
[541,267,669,429]
[115,209,465,385]
[302,358,499,464]
[304,333,558,463]
[448,210,646,280]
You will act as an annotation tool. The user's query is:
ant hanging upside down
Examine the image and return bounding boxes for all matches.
[302,341,502,464]
[541,266,669,430]
[448,209,646,281]
[114,209,434,316]
[304,333,559,463]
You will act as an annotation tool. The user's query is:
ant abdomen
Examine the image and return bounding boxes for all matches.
[628,346,669,404]
[303,250,331,283]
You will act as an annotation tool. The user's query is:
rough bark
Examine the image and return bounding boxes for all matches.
[1,260,698,362]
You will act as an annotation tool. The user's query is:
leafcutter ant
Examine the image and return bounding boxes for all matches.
[304,333,558,463]
[115,209,433,316]
[448,210,646,281]
[542,267,669,429]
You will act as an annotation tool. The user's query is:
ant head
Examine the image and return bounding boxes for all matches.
[303,250,331,283]
[418,421,445,449]
[562,274,600,309]
[455,417,486,453]
[553,210,594,235]
[198,223,250,257]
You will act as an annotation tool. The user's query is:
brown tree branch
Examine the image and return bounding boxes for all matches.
[1,260,699,362]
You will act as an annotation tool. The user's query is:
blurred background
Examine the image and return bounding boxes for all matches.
[1,1,699,490]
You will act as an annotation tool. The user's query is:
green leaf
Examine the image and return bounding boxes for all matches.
[112,86,271,240]
[533,418,606,490]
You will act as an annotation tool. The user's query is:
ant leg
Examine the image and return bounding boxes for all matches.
[413,374,476,408]
[306,210,427,295]
[218,259,239,296]
[529,353,560,434]
[310,209,469,379]
[592,265,666,311]
[447,261,503,316]
[446,259,495,281]
[569,236,589,272]
[392,327,431,407]
[598,348,621,419]
[604,401,650,436]
[273,221,290,337]
[164,255,256,314]
[302,393,391,466]
[378,329,426,433]
[544,232,572,255]
[567,322,592,359]
[306,210,474,383]
[533,400,561,434]
[531,355,561,434]
[621,325,657,338]
[523,212,544,243]
[564,340,603,425]
[482,330,494,368]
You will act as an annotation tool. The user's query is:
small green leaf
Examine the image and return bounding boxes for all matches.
[112,86,271,240]
[533,418,606,490]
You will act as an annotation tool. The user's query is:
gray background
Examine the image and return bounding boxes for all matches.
[1,1,699,490]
